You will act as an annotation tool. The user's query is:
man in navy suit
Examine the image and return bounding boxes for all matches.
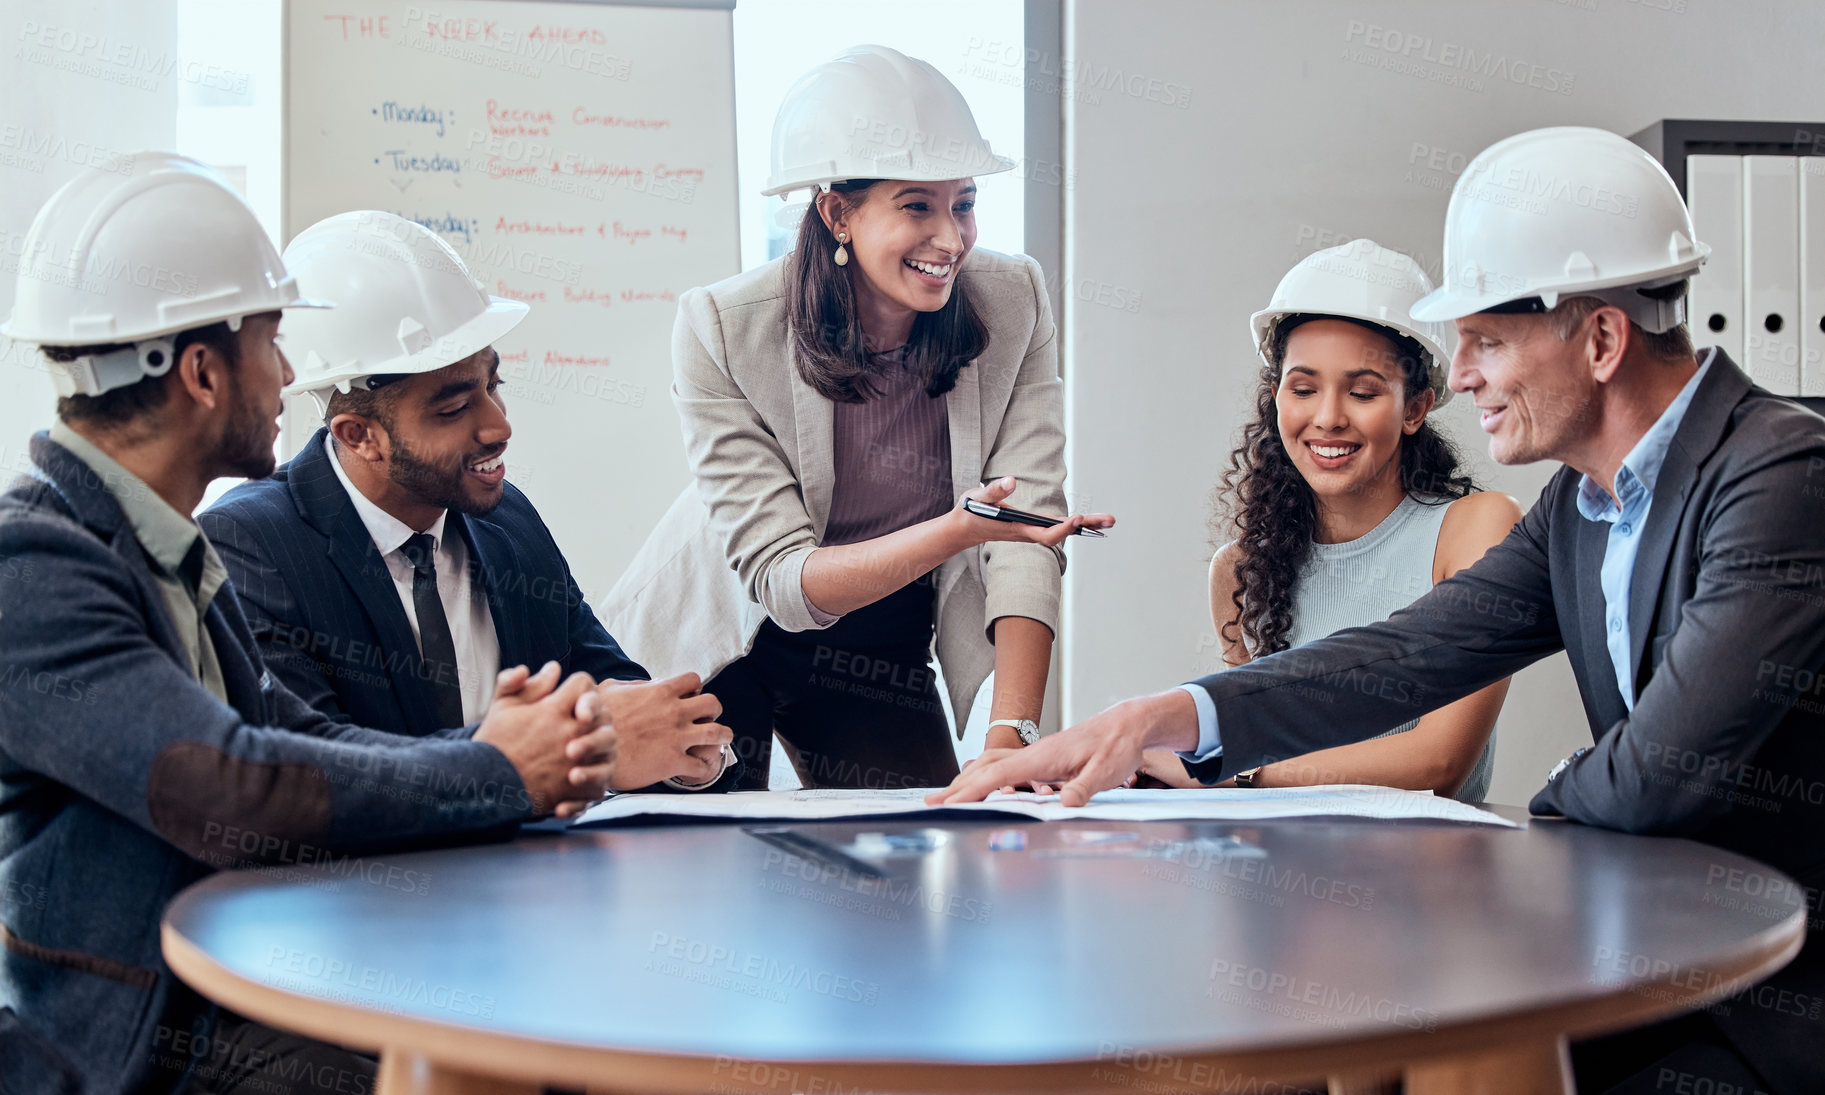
[202,211,735,792]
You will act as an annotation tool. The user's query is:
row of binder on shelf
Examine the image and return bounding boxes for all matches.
[1686,154,1825,397]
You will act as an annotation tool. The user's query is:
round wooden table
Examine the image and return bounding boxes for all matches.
[161,808,1806,1094]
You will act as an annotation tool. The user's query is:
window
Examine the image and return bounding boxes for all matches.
[175,0,282,239]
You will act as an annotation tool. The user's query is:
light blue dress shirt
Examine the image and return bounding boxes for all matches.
[1573,352,1710,710]
[1176,351,1714,763]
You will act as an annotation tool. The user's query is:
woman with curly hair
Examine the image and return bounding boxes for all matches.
[1141,239,1520,801]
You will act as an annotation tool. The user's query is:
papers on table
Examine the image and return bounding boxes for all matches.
[570,785,1516,828]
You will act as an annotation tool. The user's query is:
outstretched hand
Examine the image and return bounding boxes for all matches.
[927,690,1204,808]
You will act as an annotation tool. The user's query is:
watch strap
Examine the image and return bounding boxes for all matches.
[664,743,737,790]
[988,718,1041,744]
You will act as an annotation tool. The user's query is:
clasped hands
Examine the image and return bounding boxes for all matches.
[475,664,733,819]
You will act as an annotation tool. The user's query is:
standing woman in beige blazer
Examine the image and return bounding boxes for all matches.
[605,46,1111,790]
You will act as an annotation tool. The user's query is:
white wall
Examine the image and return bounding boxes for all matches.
[0,0,178,470]
[1059,0,1825,805]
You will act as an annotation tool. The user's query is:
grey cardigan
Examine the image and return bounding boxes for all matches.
[604,248,1068,732]
[0,434,532,1094]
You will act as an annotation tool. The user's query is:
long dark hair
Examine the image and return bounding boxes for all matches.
[785,180,989,403]
[1215,315,1476,662]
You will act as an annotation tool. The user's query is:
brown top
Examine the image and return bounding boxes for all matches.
[824,349,954,547]
[805,350,956,624]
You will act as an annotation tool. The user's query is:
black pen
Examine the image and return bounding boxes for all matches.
[962,498,1107,537]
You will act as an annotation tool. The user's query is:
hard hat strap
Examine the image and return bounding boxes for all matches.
[303,388,333,421]
[1584,285,1687,335]
[137,339,177,378]
[49,337,178,398]
[349,372,410,392]
[1479,285,1686,335]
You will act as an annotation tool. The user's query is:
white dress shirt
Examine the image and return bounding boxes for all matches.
[326,436,501,725]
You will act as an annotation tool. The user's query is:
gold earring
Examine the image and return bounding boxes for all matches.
[834,232,849,267]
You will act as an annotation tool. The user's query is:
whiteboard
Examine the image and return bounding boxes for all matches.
[283,0,739,609]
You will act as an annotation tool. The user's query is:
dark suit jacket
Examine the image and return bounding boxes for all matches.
[200,429,648,736]
[1187,351,1825,1092]
[0,435,532,1095]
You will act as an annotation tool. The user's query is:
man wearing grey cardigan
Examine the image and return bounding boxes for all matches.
[0,153,616,1095]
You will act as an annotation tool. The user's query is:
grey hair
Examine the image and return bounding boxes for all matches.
[1548,280,1695,362]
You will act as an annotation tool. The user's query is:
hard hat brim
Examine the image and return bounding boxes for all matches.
[1250,305,1454,408]
[284,294,528,397]
[1408,286,1495,325]
[0,296,339,346]
[1410,250,1708,324]
[760,154,1016,198]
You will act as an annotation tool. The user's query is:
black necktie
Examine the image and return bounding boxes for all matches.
[402,533,465,728]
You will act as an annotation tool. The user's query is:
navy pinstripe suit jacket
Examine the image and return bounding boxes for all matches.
[200,428,647,736]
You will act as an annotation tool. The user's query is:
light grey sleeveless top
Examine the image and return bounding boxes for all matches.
[1283,493,1496,803]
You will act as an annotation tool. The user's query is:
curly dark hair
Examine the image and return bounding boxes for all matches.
[1214,315,1476,663]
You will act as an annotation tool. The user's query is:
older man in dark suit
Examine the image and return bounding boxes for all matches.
[201,211,735,793]
[933,128,1825,1094]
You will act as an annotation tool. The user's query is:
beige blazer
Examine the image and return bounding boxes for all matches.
[602,247,1068,733]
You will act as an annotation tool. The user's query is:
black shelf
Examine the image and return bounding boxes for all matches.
[1631,119,1825,195]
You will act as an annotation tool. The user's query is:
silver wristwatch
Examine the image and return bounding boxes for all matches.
[1546,747,1590,783]
[989,718,1042,745]
[663,743,737,790]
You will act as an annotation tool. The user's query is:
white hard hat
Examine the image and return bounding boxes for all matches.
[762,44,1014,198]
[1251,238,1455,407]
[0,150,330,397]
[279,211,528,398]
[1411,127,1708,333]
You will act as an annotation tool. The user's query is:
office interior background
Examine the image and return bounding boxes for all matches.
[2,0,1822,805]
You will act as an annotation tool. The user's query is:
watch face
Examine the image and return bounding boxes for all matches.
[1017,720,1041,744]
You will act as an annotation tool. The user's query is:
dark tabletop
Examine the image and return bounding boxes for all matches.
[163,809,1807,1072]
